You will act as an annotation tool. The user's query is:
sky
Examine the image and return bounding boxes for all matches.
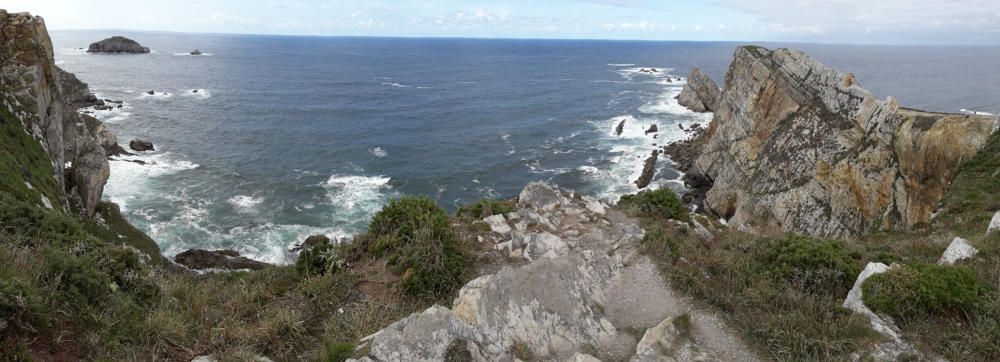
[6,0,1000,44]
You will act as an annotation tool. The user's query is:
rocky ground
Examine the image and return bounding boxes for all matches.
[349,182,760,362]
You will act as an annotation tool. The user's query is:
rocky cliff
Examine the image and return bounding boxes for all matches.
[87,36,149,53]
[676,68,721,113]
[1,10,115,216]
[688,46,998,238]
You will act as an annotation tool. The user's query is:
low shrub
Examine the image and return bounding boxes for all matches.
[759,235,860,294]
[457,198,515,219]
[0,278,47,337]
[323,341,356,362]
[365,197,468,298]
[617,188,689,222]
[296,239,346,277]
[863,263,989,322]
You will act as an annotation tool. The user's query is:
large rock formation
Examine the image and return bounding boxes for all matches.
[689,46,997,238]
[87,36,150,53]
[350,182,759,362]
[676,68,721,113]
[0,10,116,216]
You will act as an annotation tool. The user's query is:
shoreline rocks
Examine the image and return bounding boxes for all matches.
[634,150,659,189]
[87,36,150,53]
[129,139,155,152]
[174,249,271,271]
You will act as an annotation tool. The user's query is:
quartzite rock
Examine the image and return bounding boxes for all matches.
[676,68,721,113]
[690,46,998,238]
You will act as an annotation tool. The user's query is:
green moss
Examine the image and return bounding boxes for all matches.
[759,234,861,294]
[0,92,63,210]
[862,263,989,322]
[617,188,689,222]
[457,198,515,219]
[364,197,468,298]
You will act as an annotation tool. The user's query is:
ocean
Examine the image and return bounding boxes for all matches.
[50,30,1000,263]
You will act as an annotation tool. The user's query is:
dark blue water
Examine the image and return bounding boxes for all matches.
[50,30,1000,263]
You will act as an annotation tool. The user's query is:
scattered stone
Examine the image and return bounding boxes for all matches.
[644,124,658,134]
[174,249,270,271]
[615,119,626,136]
[634,150,659,189]
[483,214,511,235]
[129,139,155,152]
[938,237,979,265]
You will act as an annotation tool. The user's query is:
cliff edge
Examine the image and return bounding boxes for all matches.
[1,10,118,216]
[688,46,997,238]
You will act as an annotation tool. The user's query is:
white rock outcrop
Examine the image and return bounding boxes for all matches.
[988,211,1000,235]
[938,237,978,265]
[843,263,921,361]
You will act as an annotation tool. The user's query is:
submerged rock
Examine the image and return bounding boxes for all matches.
[174,249,270,271]
[676,68,721,113]
[689,46,998,238]
[87,36,150,53]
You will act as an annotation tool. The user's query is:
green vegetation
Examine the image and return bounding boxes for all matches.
[617,187,689,221]
[0,94,64,210]
[362,196,469,298]
[760,235,861,294]
[323,342,356,362]
[457,198,515,219]
[938,130,1000,234]
[863,263,989,321]
[296,237,346,277]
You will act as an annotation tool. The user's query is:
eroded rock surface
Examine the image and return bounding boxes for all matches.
[690,46,998,238]
[676,68,721,113]
[174,249,271,271]
[350,182,759,362]
[0,10,116,216]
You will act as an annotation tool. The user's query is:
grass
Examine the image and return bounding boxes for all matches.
[456,198,515,219]
[0,92,64,211]
[937,130,1000,235]
[863,263,989,322]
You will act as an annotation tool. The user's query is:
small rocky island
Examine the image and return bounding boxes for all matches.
[87,36,150,53]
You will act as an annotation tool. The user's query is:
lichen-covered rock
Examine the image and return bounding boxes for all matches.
[938,237,978,265]
[690,46,998,238]
[0,10,117,216]
[87,36,150,53]
[676,68,721,113]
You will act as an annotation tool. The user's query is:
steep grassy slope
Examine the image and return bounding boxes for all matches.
[0,92,64,210]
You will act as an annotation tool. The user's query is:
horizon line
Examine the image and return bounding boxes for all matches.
[46,27,1000,48]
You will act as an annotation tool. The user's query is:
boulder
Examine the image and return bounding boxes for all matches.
[989,211,1000,235]
[190,49,202,55]
[938,237,979,265]
[291,234,330,252]
[129,139,155,152]
[483,214,511,235]
[644,124,658,134]
[174,249,270,271]
[690,46,998,238]
[676,68,721,113]
[87,36,150,53]
[615,119,626,136]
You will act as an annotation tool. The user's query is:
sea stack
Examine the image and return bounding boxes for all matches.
[190,49,202,55]
[87,36,150,53]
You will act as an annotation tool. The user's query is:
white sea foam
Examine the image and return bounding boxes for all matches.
[322,174,392,210]
[181,89,212,99]
[228,195,264,210]
[138,91,173,99]
[607,63,636,67]
[960,108,995,116]
[381,82,412,88]
[369,147,388,158]
[173,52,214,56]
[104,153,200,211]
[501,133,516,155]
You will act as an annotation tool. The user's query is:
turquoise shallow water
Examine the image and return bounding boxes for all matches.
[50,31,1000,263]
